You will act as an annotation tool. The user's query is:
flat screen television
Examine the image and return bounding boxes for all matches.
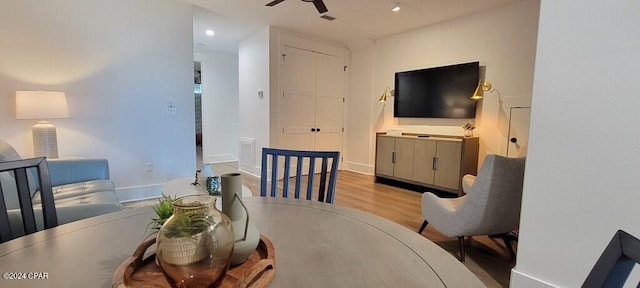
[394,62,479,118]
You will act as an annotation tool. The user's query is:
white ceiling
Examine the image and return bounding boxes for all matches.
[186,0,523,54]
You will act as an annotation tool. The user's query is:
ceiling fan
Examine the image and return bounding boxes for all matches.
[266,0,328,14]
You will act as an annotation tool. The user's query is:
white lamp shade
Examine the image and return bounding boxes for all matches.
[16,91,69,119]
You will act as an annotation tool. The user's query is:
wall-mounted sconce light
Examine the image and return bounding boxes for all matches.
[471,80,493,100]
[471,79,504,106]
[378,87,395,102]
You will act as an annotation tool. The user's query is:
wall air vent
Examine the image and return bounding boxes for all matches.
[320,15,336,21]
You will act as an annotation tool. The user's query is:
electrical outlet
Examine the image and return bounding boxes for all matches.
[144,162,153,172]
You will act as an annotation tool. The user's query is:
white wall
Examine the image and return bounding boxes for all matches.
[511,0,640,287]
[238,28,271,176]
[194,51,239,163]
[346,0,540,172]
[345,40,376,174]
[0,0,195,201]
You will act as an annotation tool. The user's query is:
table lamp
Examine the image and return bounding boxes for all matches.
[15,91,69,158]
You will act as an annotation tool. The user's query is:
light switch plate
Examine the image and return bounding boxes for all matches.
[168,101,178,116]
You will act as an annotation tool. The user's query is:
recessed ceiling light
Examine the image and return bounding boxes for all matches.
[205,29,215,36]
[391,1,400,12]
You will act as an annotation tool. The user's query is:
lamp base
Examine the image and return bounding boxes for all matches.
[32,121,59,158]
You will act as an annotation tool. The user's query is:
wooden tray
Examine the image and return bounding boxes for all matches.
[113,235,275,288]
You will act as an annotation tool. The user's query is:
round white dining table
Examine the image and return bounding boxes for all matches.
[0,197,484,287]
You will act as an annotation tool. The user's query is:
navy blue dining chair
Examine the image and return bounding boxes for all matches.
[260,148,339,204]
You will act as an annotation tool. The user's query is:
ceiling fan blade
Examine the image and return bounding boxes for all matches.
[266,0,286,7]
[312,0,328,13]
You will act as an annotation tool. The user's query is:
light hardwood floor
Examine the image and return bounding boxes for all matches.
[212,161,514,287]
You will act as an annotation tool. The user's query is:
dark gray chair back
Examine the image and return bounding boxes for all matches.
[0,157,58,243]
[260,148,339,203]
[582,230,640,288]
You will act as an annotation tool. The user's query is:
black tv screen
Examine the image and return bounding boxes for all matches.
[394,62,479,118]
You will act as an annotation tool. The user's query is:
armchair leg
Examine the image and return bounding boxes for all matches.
[418,220,428,234]
[458,236,464,262]
[490,233,517,259]
[458,236,466,262]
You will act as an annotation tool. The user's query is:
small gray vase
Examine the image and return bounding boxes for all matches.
[221,173,260,265]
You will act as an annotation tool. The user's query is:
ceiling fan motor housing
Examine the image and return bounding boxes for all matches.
[266,0,328,14]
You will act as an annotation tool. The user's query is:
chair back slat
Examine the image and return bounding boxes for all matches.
[36,160,56,229]
[327,155,340,203]
[282,155,291,198]
[0,157,58,243]
[0,185,11,241]
[270,154,278,197]
[294,155,303,199]
[260,148,340,204]
[306,157,316,200]
[317,156,329,202]
[15,168,37,234]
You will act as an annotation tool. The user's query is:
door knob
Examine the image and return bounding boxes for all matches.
[510,137,518,143]
[316,128,321,132]
[311,128,316,132]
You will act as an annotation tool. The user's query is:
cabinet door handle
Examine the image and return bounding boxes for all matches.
[392,151,396,164]
[433,157,438,170]
[311,128,316,132]
[316,128,321,132]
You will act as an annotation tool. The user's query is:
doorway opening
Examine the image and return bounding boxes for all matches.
[194,61,202,167]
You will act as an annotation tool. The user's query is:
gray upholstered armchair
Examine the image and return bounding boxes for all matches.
[418,154,526,261]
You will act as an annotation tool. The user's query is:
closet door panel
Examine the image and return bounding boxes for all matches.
[279,46,316,151]
[315,53,344,155]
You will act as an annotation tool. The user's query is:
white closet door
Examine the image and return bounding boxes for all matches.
[279,46,316,151]
[314,53,344,155]
[277,46,345,174]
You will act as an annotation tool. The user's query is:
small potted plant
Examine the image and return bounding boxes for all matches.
[462,121,476,137]
[146,196,218,239]
[146,195,175,238]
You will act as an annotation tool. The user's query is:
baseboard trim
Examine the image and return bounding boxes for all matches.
[116,184,163,203]
[510,268,558,288]
[344,161,374,175]
[205,154,237,163]
[239,166,261,179]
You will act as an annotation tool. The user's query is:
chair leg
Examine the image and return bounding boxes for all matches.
[418,220,428,234]
[490,233,518,259]
[458,236,465,262]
